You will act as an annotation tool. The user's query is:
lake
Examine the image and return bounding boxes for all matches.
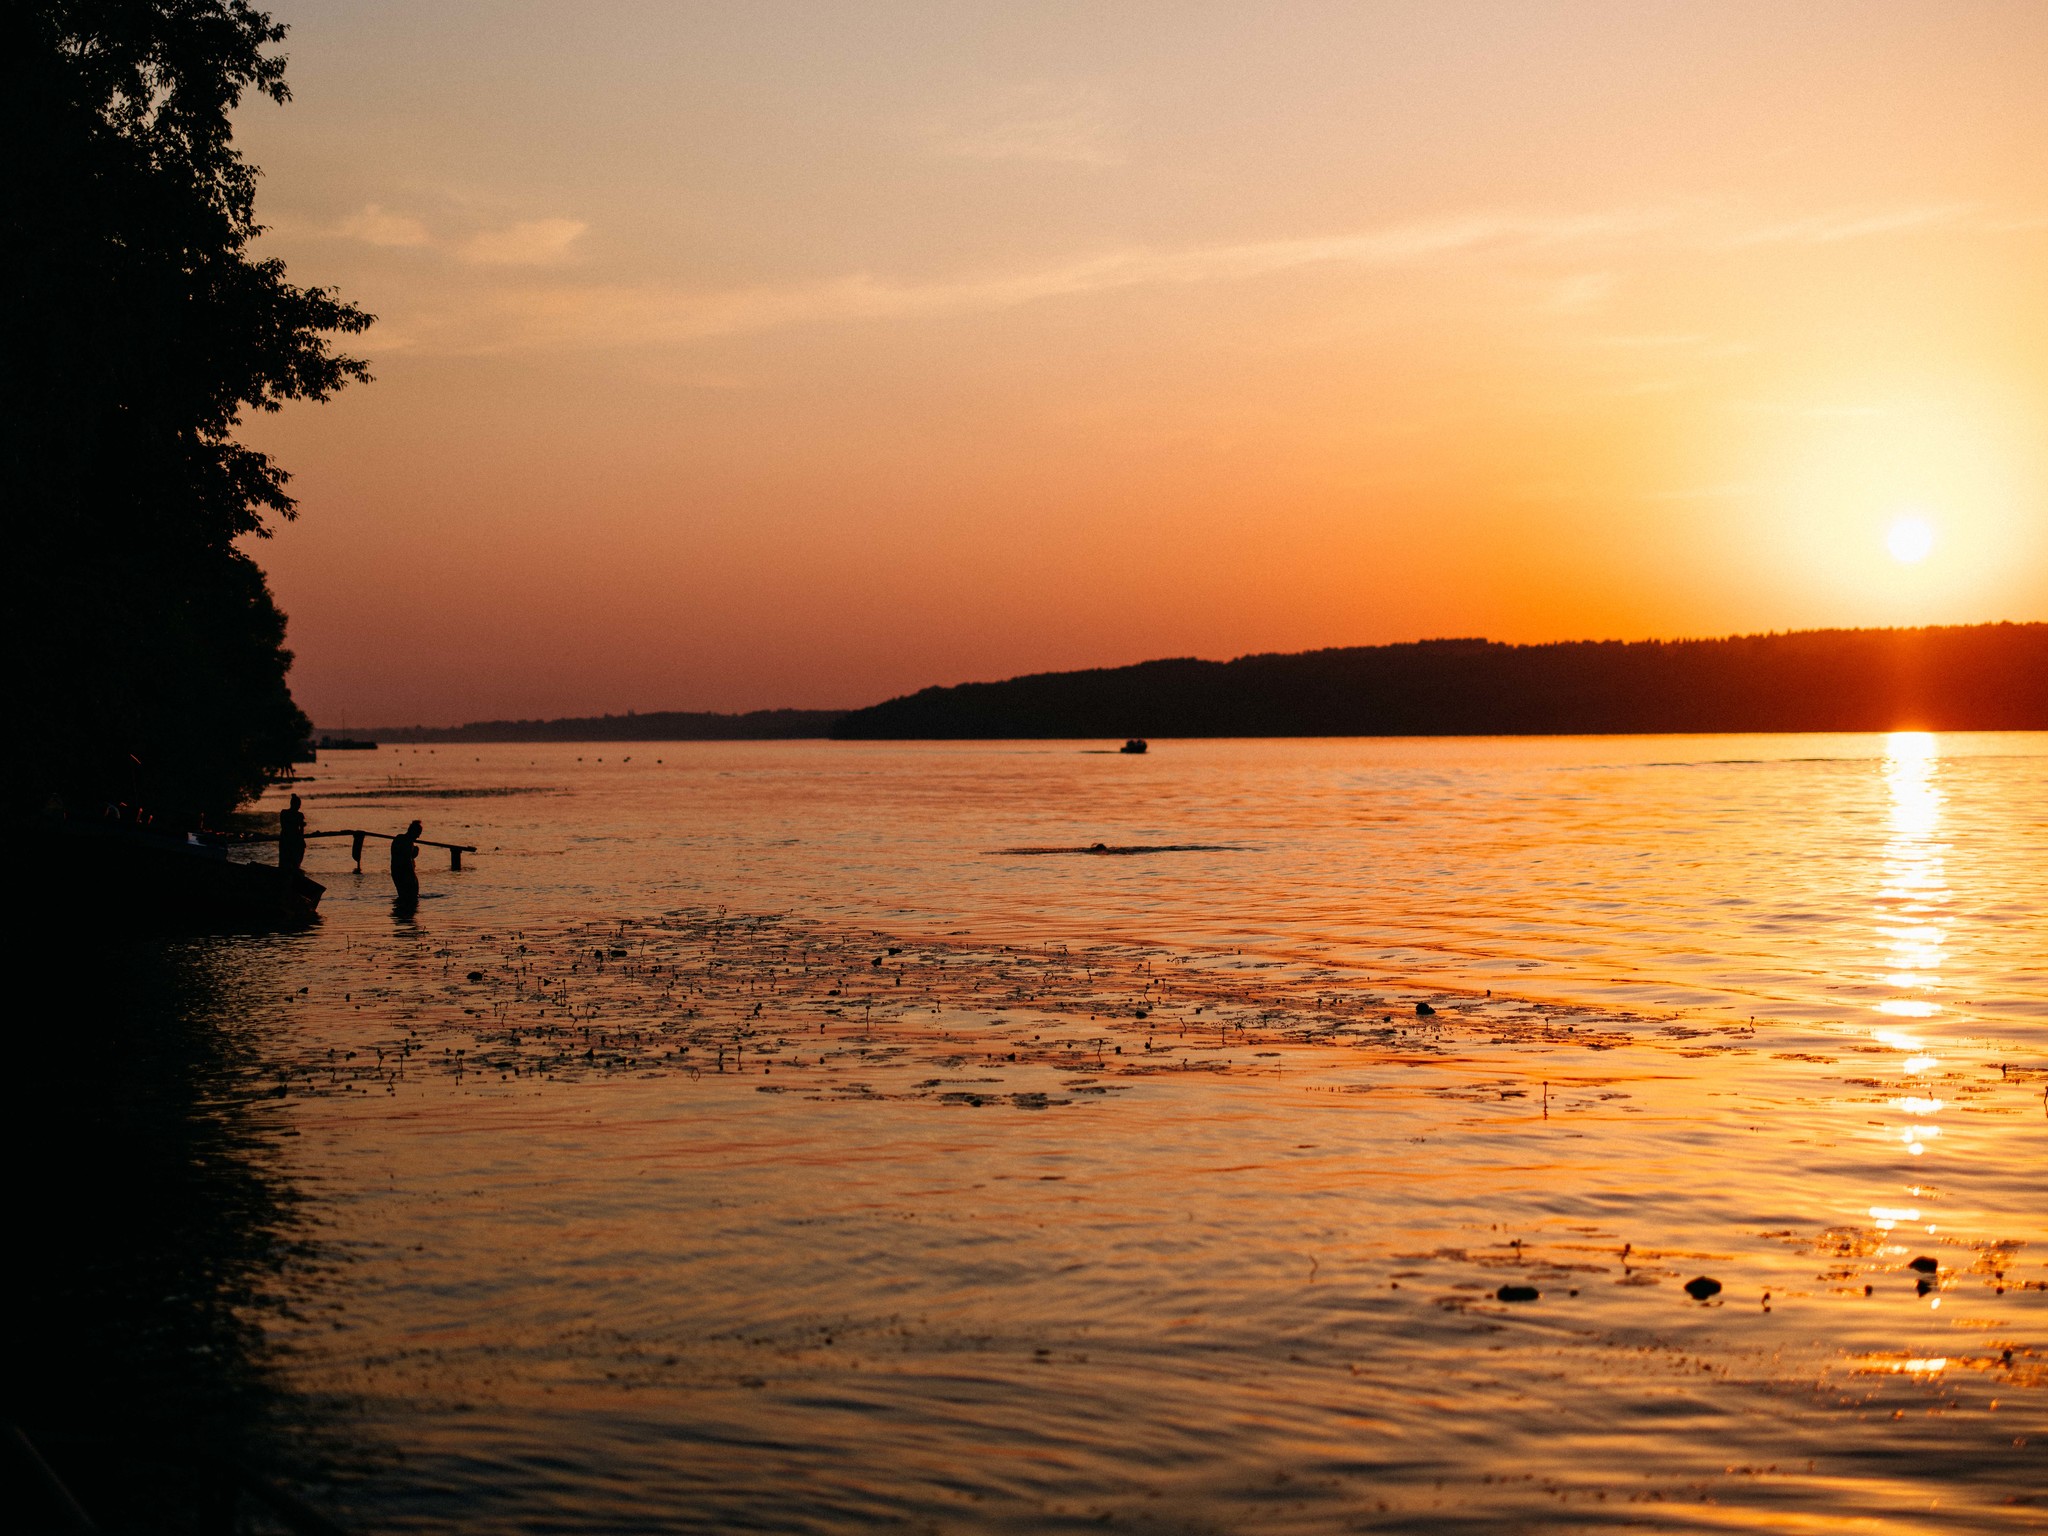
[36,734,2046,1532]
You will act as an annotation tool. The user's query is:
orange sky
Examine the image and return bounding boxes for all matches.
[233,1,2048,725]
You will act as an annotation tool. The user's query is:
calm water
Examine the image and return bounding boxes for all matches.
[43,735,2048,1531]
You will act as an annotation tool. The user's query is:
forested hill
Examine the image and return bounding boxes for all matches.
[831,624,2048,739]
[370,709,845,743]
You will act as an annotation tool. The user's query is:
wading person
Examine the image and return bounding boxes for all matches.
[277,793,307,874]
[390,819,423,904]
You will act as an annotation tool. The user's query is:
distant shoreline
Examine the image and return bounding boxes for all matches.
[834,623,2047,739]
[344,622,2047,743]
[355,708,849,744]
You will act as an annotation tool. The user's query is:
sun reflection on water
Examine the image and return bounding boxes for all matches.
[1877,997,1939,1016]
[1869,734,1954,1220]
[1899,1124,1940,1155]
[1860,1357,1950,1374]
[1875,732,1950,1012]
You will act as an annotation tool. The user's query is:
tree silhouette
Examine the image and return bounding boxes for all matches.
[832,625,2048,739]
[5,0,370,819]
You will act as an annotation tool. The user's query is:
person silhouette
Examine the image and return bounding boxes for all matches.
[390,819,423,904]
[278,793,307,875]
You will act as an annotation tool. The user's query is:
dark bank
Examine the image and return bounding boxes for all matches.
[832,623,2048,739]
[8,3,374,1527]
[3,939,356,1534]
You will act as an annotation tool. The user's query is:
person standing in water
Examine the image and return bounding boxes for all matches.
[390,819,423,903]
[277,794,307,875]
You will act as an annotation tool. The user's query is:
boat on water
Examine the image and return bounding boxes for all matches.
[315,735,378,751]
[27,819,323,930]
[1119,738,1149,754]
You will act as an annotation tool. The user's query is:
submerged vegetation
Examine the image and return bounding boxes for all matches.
[6,1,369,819]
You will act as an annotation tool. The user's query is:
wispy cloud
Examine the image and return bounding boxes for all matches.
[336,203,431,248]
[927,83,1123,167]
[1542,271,1615,311]
[1587,332,1712,348]
[330,205,587,265]
[374,196,2037,355]
[1639,482,1756,502]
[472,207,1680,350]
[1729,400,1896,419]
[1723,204,1972,248]
[459,217,588,266]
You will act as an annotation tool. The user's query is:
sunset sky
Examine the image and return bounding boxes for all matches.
[234,1,2048,726]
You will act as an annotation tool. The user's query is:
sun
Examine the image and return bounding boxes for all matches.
[1886,515,1936,565]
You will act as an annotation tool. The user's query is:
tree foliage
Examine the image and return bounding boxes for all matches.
[4,0,370,819]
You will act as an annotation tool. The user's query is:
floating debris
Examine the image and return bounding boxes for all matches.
[255,905,1659,1104]
[991,844,1243,857]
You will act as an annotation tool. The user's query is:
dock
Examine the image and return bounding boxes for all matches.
[304,829,478,871]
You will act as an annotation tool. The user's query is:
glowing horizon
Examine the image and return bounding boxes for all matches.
[234,2,2048,725]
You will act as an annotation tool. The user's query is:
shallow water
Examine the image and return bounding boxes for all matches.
[294,732,2046,1031]
[38,735,2048,1531]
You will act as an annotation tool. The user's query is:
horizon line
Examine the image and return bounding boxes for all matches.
[320,619,2043,734]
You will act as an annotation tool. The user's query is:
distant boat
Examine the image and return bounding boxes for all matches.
[28,819,323,930]
[315,735,379,750]
[1120,738,1149,754]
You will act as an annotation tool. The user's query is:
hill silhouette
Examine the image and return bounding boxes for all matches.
[831,624,2048,739]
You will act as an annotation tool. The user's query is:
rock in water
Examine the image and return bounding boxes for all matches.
[1496,1284,1539,1302]
[1908,1256,1939,1274]
[1415,1001,1436,1016]
[1684,1276,1722,1301]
